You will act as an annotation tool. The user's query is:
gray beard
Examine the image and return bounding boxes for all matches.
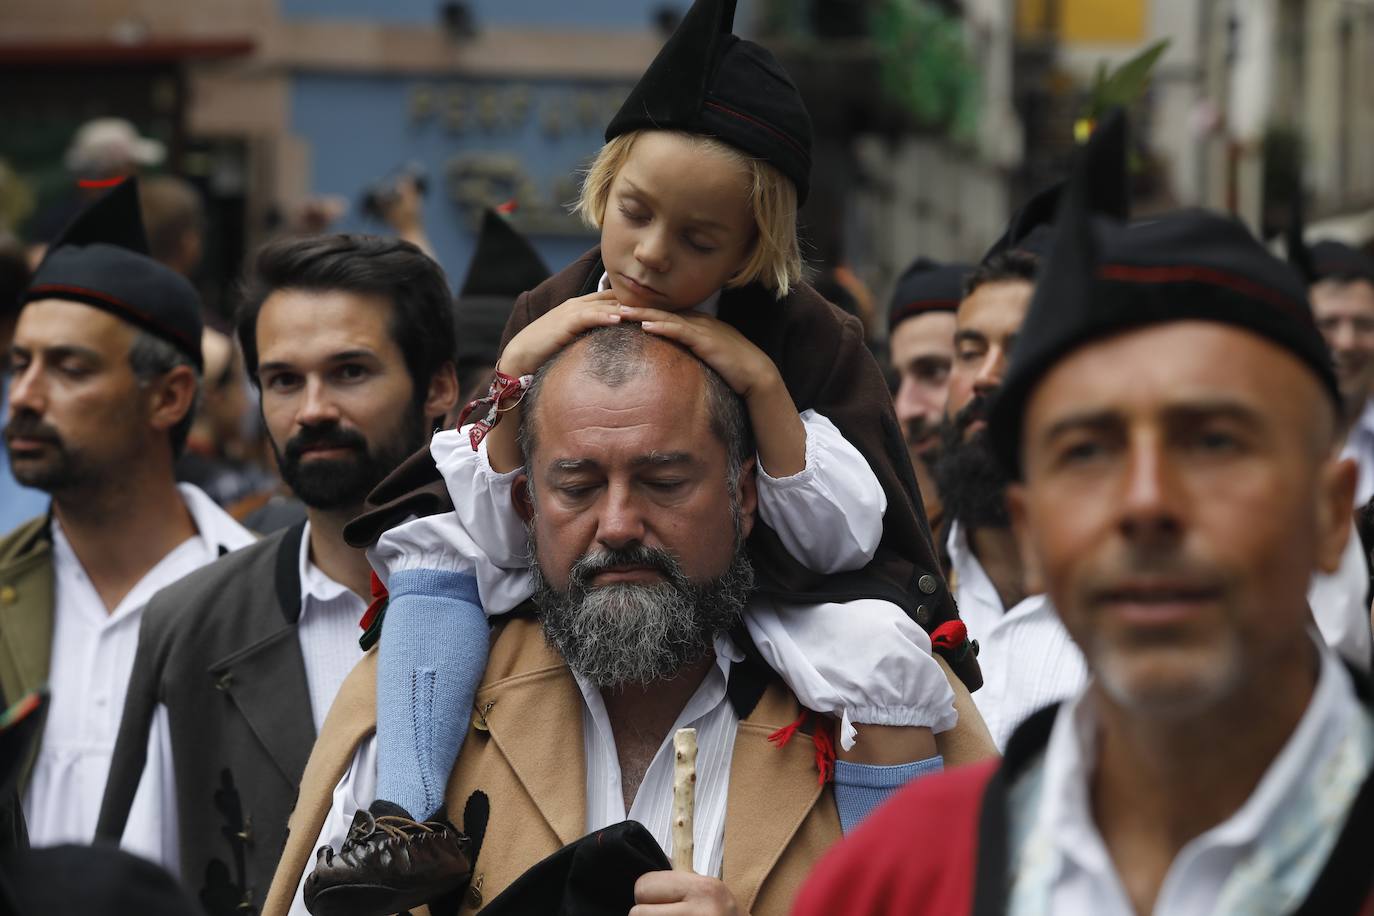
[528,538,754,689]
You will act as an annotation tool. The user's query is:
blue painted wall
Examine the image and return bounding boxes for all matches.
[285,0,762,286]
[291,72,632,287]
[283,0,675,29]
[280,0,758,34]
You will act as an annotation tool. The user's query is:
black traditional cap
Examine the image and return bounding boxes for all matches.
[21,178,203,369]
[1309,240,1374,284]
[1283,189,1374,286]
[479,820,671,916]
[980,129,1131,266]
[988,109,1339,477]
[1304,241,1374,286]
[981,185,1061,264]
[454,210,551,378]
[887,258,970,333]
[606,0,814,205]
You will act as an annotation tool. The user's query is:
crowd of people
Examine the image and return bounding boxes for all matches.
[3,0,1374,914]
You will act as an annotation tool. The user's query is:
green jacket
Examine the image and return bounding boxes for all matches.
[0,516,55,719]
[0,515,54,802]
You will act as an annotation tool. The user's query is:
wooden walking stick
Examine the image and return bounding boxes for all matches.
[672,727,698,872]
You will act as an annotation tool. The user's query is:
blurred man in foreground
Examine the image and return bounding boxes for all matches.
[795,113,1374,916]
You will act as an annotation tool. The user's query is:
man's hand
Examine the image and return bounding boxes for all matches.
[379,175,424,236]
[630,871,745,915]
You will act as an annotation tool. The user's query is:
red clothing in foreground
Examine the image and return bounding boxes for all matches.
[791,760,998,916]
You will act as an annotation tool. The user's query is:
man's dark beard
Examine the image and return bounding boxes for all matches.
[3,411,90,493]
[935,394,1012,529]
[529,539,754,689]
[272,409,426,510]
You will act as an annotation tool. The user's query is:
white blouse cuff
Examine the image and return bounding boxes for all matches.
[840,702,960,751]
[432,426,523,486]
[368,513,478,582]
[754,425,820,489]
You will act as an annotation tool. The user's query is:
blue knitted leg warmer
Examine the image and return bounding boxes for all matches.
[374,568,490,821]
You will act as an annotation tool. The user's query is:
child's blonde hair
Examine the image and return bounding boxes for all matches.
[575,130,803,299]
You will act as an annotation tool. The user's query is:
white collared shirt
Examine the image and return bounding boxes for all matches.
[578,634,741,877]
[289,636,745,915]
[1009,642,1374,916]
[125,519,366,867]
[296,520,368,732]
[1307,520,1374,672]
[1341,397,1374,507]
[946,520,1088,750]
[25,484,254,851]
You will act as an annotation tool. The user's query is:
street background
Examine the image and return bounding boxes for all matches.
[4,0,1373,337]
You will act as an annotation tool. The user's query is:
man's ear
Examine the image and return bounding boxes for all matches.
[424,361,460,426]
[512,474,535,526]
[1005,482,1045,595]
[145,365,198,441]
[1315,455,1358,574]
[735,457,759,540]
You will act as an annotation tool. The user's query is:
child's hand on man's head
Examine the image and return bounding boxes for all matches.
[499,289,623,377]
[618,305,781,401]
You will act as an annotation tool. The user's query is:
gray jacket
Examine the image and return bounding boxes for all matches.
[97,522,316,916]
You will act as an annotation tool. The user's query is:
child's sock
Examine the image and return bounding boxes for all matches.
[375,568,490,822]
[833,756,943,834]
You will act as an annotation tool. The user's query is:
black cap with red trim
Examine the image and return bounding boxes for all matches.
[988,109,1339,477]
[886,258,969,334]
[21,178,203,369]
[605,0,813,205]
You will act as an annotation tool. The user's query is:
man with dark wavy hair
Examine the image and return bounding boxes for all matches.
[97,233,458,914]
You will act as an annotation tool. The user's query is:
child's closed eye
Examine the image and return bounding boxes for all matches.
[618,203,649,224]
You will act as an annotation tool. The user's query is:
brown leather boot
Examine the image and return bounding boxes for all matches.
[303,801,472,916]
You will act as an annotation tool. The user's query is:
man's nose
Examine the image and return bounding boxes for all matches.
[972,346,1007,395]
[1117,437,1183,543]
[1326,319,1355,354]
[894,376,922,423]
[6,364,45,417]
[296,376,342,426]
[595,483,647,550]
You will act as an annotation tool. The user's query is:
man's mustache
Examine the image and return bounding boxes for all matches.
[569,544,686,590]
[904,417,938,445]
[3,413,63,447]
[951,393,992,437]
[283,424,367,462]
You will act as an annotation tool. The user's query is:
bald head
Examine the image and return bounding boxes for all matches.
[518,325,752,481]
